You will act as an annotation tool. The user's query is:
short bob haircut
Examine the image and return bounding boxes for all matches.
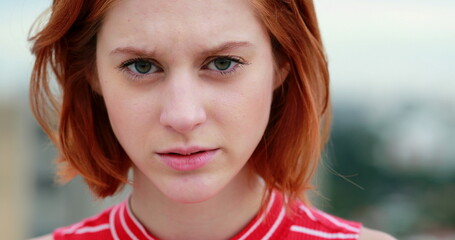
[29,0,330,205]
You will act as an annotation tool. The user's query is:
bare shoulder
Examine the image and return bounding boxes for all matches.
[29,234,53,240]
[359,227,396,240]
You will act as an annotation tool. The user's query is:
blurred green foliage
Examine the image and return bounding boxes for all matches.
[318,106,455,238]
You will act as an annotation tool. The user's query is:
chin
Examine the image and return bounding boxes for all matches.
[157,175,227,204]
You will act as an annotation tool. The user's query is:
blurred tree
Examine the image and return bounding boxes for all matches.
[318,105,455,238]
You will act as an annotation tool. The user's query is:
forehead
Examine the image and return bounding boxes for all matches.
[98,0,268,55]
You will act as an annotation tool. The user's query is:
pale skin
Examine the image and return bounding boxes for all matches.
[97,0,273,238]
[31,0,396,239]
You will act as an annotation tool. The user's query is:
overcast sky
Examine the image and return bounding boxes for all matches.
[1,0,454,107]
[315,0,455,107]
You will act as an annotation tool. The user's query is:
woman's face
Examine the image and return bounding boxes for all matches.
[97,0,279,203]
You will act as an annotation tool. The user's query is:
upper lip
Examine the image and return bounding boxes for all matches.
[156,146,217,155]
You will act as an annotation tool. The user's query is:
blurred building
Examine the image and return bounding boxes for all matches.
[0,98,30,240]
[0,95,126,239]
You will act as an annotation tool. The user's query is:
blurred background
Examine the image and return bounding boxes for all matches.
[0,0,454,239]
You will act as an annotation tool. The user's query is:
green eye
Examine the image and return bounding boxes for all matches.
[123,59,158,75]
[213,58,232,71]
[207,56,244,74]
[132,60,152,74]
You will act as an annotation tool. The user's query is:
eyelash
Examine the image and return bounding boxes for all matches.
[117,56,248,81]
[204,55,247,75]
[117,57,160,81]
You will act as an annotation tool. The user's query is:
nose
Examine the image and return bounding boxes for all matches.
[159,74,207,134]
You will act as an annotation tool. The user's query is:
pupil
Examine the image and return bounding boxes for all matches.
[135,61,151,73]
[214,58,231,70]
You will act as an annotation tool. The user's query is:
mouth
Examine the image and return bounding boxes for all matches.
[156,147,219,171]
[157,146,217,156]
[162,150,207,156]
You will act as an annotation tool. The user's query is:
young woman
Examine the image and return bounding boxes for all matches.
[29,0,395,239]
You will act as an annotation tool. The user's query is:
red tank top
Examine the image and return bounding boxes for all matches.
[53,191,362,239]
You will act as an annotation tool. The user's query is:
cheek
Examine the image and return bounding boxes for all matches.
[236,61,275,124]
[103,93,137,142]
[103,93,158,163]
[105,97,137,134]
[98,71,155,157]
[235,87,271,123]
[215,65,275,144]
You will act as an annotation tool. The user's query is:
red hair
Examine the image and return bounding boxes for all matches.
[29,0,330,204]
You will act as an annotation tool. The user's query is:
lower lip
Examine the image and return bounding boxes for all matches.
[157,149,218,171]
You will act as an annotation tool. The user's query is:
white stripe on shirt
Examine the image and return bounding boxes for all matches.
[125,198,155,240]
[315,210,360,233]
[291,225,360,239]
[299,205,317,221]
[120,203,139,240]
[238,191,276,240]
[261,206,285,240]
[109,204,121,240]
[74,224,110,234]
[61,222,84,235]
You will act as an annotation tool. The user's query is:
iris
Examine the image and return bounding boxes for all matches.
[134,60,152,74]
[213,58,232,71]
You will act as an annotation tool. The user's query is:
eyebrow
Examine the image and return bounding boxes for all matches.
[109,41,253,57]
[110,46,155,56]
[202,41,253,56]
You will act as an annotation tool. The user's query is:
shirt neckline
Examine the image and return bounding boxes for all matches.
[109,191,286,240]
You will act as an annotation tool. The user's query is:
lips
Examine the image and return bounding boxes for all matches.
[156,147,218,171]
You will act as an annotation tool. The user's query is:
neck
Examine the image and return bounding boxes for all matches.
[130,168,264,240]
